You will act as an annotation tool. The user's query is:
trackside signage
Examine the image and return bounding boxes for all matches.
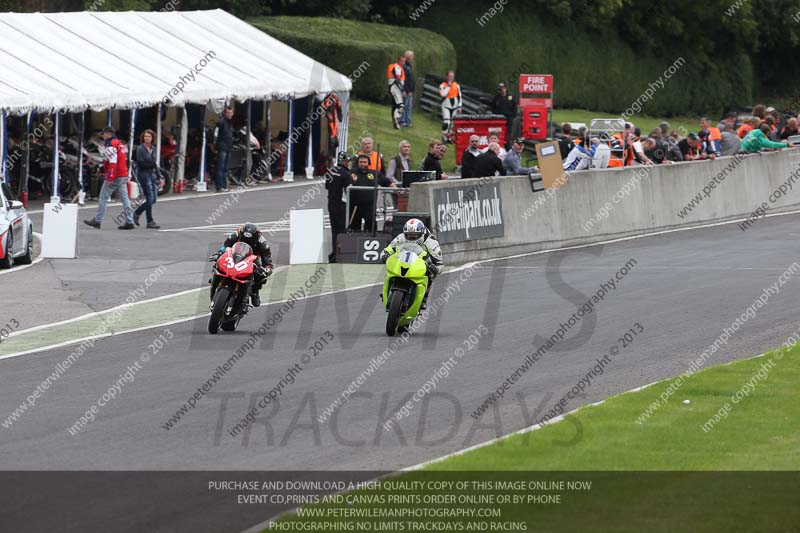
[519,74,553,93]
[433,184,504,243]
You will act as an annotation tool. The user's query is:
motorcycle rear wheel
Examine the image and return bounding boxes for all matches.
[208,286,231,334]
[385,290,405,337]
[157,167,173,196]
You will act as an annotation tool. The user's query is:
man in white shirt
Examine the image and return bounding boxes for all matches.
[387,140,412,184]
[481,133,507,160]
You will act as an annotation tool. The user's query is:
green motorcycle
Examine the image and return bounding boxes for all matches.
[382,242,430,336]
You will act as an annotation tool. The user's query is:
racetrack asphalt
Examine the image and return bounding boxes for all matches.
[2,181,800,531]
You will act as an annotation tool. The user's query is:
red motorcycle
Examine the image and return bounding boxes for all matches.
[208,242,258,334]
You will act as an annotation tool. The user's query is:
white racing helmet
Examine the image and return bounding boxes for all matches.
[403,218,426,244]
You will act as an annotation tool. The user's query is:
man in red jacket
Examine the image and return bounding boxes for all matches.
[84,127,135,230]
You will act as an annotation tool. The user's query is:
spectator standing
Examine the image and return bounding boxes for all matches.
[766,106,779,125]
[356,137,386,176]
[133,130,160,229]
[504,137,536,175]
[643,137,668,164]
[400,51,415,127]
[387,140,412,184]
[661,132,684,162]
[741,124,789,153]
[481,133,507,159]
[719,131,742,156]
[211,106,234,192]
[678,133,705,160]
[562,141,595,171]
[438,70,462,144]
[490,82,517,146]
[701,117,722,155]
[472,143,507,178]
[83,127,134,230]
[325,151,351,262]
[386,55,406,130]
[460,135,482,179]
[717,112,737,133]
[322,92,343,161]
[556,123,575,161]
[779,118,799,140]
[696,130,718,159]
[752,104,767,121]
[592,137,611,168]
[764,116,779,140]
[349,154,396,232]
[422,139,448,180]
[626,132,655,165]
[738,117,760,139]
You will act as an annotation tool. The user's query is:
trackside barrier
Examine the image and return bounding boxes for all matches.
[408,149,800,264]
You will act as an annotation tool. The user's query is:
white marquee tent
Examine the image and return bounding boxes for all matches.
[0,9,352,113]
[0,9,352,190]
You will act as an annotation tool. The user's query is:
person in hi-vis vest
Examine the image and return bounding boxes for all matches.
[438,70,462,144]
[386,55,406,130]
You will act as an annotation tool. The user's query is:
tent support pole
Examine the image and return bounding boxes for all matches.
[1,111,6,185]
[342,93,350,156]
[77,112,85,204]
[265,100,272,181]
[245,100,252,183]
[177,106,189,190]
[197,104,208,192]
[284,100,294,182]
[305,95,314,179]
[128,109,137,184]
[155,103,162,166]
[21,112,31,207]
[50,112,60,204]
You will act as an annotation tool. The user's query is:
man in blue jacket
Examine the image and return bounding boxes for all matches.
[503,138,537,175]
[400,50,415,127]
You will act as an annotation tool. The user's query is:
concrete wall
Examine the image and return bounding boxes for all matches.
[408,148,800,264]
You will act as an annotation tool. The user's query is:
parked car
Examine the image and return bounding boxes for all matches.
[0,182,34,268]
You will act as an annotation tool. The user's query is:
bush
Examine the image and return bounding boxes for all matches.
[416,4,753,117]
[249,17,457,103]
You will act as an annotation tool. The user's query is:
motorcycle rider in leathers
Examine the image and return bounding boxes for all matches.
[380,218,443,309]
[210,222,273,307]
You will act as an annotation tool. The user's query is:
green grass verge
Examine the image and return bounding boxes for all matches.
[0,265,384,356]
[347,99,459,172]
[433,346,798,471]
[267,345,799,532]
[250,16,456,104]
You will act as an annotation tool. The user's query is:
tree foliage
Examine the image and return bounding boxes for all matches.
[2,0,799,106]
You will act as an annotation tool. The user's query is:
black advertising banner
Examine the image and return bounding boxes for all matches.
[357,235,391,264]
[433,181,504,244]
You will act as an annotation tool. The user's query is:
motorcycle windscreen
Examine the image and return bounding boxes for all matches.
[231,242,253,263]
[397,242,424,257]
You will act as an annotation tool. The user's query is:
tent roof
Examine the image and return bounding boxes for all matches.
[0,9,352,115]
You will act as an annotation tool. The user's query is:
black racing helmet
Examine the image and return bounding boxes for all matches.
[239,222,260,240]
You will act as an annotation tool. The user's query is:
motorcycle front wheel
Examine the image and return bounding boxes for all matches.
[385,289,405,337]
[221,317,240,331]
[208,286,232,334]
